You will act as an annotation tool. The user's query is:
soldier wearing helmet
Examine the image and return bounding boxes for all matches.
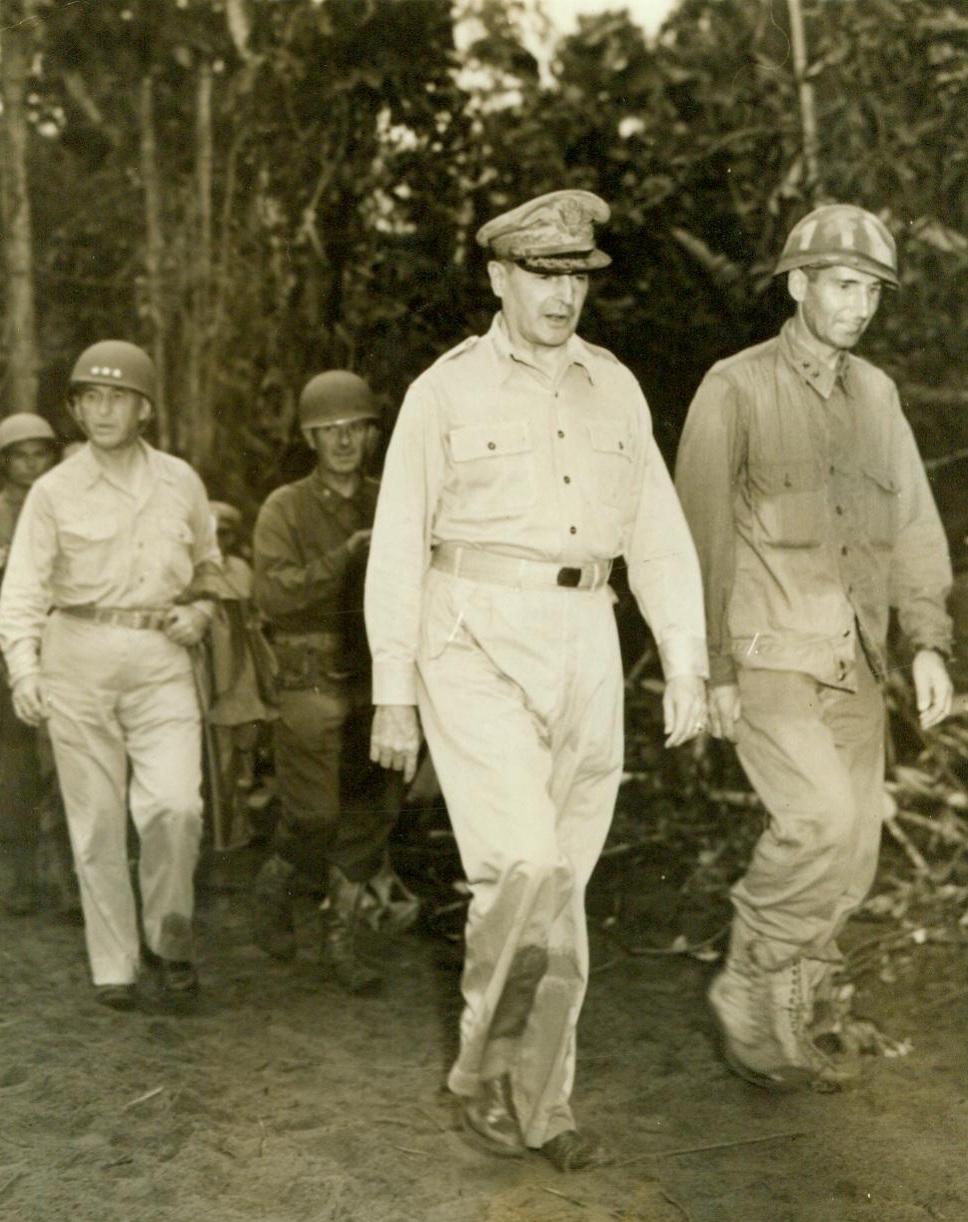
[0,340,223,1012]
[0,413,68,916]
[675,204,953,1092]
[250,369,415,992]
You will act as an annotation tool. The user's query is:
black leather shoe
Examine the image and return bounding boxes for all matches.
[539,1130,603,1172]
[461,1076,524,1158]
[95,984,137,1012]
[159,960,199,1004]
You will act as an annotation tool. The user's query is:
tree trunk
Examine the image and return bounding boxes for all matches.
[188,61,214,469]
[0,0,39,415]
[787,0,823,202]
[138,73,171,451]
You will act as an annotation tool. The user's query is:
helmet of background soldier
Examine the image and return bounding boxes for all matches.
[773,204,899,288]
[0,412,56,455]
[297,371,379,432]
[69,340,158,404]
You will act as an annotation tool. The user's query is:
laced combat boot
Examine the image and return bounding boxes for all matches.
[360,851,421,933]
[321,866,382,994]
[251,853,298,960]
[710,945,859,1091]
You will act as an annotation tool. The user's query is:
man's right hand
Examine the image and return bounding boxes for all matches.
[12,674,46,727]
[708,683,741,742]
[370,704,422,784]
[347,529,372,556]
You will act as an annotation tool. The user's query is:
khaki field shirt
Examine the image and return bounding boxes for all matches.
[365,312,708,705]
[675,317,952,689]
[0,441,221,684]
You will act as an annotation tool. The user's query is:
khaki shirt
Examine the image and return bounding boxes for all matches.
[675,316,952,688]
[365,313,708,705]
[0,441,221,684]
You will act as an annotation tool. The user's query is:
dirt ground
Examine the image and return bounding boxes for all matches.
[2,836,968,1222]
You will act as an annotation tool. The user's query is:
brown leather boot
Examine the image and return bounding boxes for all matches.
[252,853,297,960]
[321,867,382,994]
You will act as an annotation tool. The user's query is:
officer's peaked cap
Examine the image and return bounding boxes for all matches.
[476,190,612,273]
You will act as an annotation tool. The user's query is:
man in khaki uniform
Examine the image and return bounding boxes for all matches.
[365,191,708,1169]
[0,341,221,1011]
[675,205,953,1090]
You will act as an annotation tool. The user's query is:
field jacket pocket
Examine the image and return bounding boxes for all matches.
[748,460,824,549]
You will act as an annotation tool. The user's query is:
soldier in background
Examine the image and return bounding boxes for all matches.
[0,341,222,1011]
[251,371,409,993]
[0,413,73,915]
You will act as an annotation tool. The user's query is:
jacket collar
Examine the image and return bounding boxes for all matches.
[781,316,851,400]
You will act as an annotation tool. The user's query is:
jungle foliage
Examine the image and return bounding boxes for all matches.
[1,0,967,519]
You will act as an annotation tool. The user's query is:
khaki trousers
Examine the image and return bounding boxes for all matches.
[41,614,204,986]
[416,568,622,1148]
[731,647,885,971]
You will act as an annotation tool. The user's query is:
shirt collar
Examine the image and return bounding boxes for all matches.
[75,438,166,489]
[486,312,595,385]
[311,469,365,505]
[781,316,851,400]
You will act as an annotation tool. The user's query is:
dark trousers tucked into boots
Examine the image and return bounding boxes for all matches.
[251,677,403,987]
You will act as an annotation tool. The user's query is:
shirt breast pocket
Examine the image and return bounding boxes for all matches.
[587,421,633,509]
[863,465,899,549]
[748,460,824,548]
[150,514,196,587]
[449,421,536,519]
[58,515,119,586]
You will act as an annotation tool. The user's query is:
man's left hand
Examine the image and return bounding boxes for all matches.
[912,648,953,730]
[663,674,708,747]
[164,604,211,647]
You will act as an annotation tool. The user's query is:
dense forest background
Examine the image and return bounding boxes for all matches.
[1,0,967,538]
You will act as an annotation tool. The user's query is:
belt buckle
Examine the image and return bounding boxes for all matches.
[556,567,582,588]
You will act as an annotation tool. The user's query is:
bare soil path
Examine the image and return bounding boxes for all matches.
[1,853,967,1222]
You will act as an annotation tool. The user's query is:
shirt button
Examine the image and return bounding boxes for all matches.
[841,545,848,555]
[487,441,496,451]
[557,430,565,439]
[569,525,577,535]
[835,506,843,515]
[829,465,835,475]
[563,475,571,484]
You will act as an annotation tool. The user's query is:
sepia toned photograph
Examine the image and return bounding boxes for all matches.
[0,1,966,1219]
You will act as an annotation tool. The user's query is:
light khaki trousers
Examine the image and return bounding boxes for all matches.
[731,648,885,972]
[41,614,204,986]
[416,569,623,1148]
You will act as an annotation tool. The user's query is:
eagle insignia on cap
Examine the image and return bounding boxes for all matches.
[475,189,612,273]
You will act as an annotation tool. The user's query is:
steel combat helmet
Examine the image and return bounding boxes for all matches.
[69,340,158,403]
[0,412,56,454]
[774,204,899,288]
[298,371,379,430]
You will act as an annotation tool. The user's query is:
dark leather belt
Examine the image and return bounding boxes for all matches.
[431,544,611,591]
[58,605,170,631]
